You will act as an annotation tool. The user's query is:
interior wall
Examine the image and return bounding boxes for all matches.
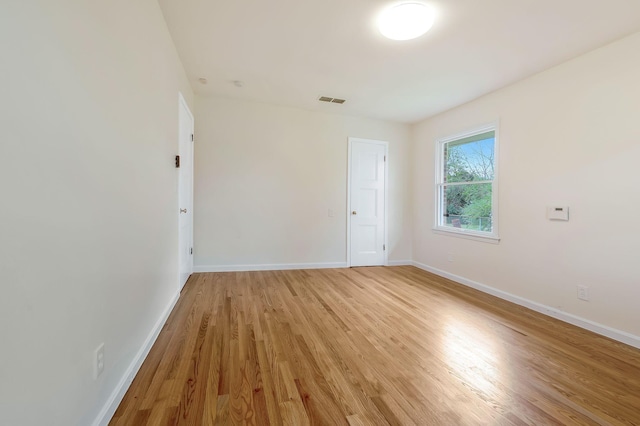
[412,32,640,338]
[0,1,193,425]
[194,96,412,269]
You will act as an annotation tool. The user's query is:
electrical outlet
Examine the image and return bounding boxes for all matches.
[447,254,454,262]
[577,286,590,301]
[328,209,335,217]
[94,343,105,379]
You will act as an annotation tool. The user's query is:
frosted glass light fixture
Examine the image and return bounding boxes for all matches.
[378,2,436,41]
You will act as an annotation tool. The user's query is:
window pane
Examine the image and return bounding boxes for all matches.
[443,183,492,232]
[444,132,495,183]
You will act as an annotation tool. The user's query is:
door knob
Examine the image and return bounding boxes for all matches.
[352,211,357,215]
[180,208,187,213]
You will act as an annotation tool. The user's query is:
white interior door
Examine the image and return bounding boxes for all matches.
[178,93,194,290]
[348,138,387,267]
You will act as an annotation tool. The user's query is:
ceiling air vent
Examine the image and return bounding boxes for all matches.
[318,96,346,104]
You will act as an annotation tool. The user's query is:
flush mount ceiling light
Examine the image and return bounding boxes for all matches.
[378,2,436,41]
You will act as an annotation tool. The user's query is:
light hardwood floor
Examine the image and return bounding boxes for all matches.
[110,266,640,425]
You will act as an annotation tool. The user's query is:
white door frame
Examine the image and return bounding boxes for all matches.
[178,92,194,291]
[346,137,389,267]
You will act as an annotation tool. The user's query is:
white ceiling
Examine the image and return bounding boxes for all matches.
[158,0,640,123]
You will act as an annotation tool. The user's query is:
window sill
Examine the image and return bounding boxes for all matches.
[432,227,500,244]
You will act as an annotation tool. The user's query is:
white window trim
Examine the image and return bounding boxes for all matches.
[433,122,500,243]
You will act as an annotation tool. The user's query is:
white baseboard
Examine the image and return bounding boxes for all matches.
[412,261,640,350]
[92,292,180,426]
[194,262,348,273]
[195,260,416,272]
[388,259,413,266]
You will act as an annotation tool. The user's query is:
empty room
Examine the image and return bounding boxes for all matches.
[2,0,640,425]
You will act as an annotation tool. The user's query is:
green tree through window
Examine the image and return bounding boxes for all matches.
[437,127,497,236]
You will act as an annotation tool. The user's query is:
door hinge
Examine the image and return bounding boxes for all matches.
[175,155,180,168]
[383,244,386,251]
[191,134,194,142]
[190,247,193,255]
[384,155,386,162]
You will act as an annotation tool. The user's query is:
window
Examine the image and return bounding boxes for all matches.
[435,124,499,241]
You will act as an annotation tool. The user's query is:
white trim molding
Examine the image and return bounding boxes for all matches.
[411,261,640,350]
[194,262,348,273]
[92,293,180,426]
[387,259,413,266]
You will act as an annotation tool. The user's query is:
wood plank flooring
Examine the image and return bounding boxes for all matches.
[110,266,640,425]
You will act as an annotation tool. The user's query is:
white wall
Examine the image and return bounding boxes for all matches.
[412,32,640,339]
[194,97,412,269]
[0,1,193,425]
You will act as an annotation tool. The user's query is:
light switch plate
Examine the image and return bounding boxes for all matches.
[94,343,105,379]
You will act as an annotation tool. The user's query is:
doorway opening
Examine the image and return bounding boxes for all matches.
[178,93,194,290]
[347,138,388,267]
